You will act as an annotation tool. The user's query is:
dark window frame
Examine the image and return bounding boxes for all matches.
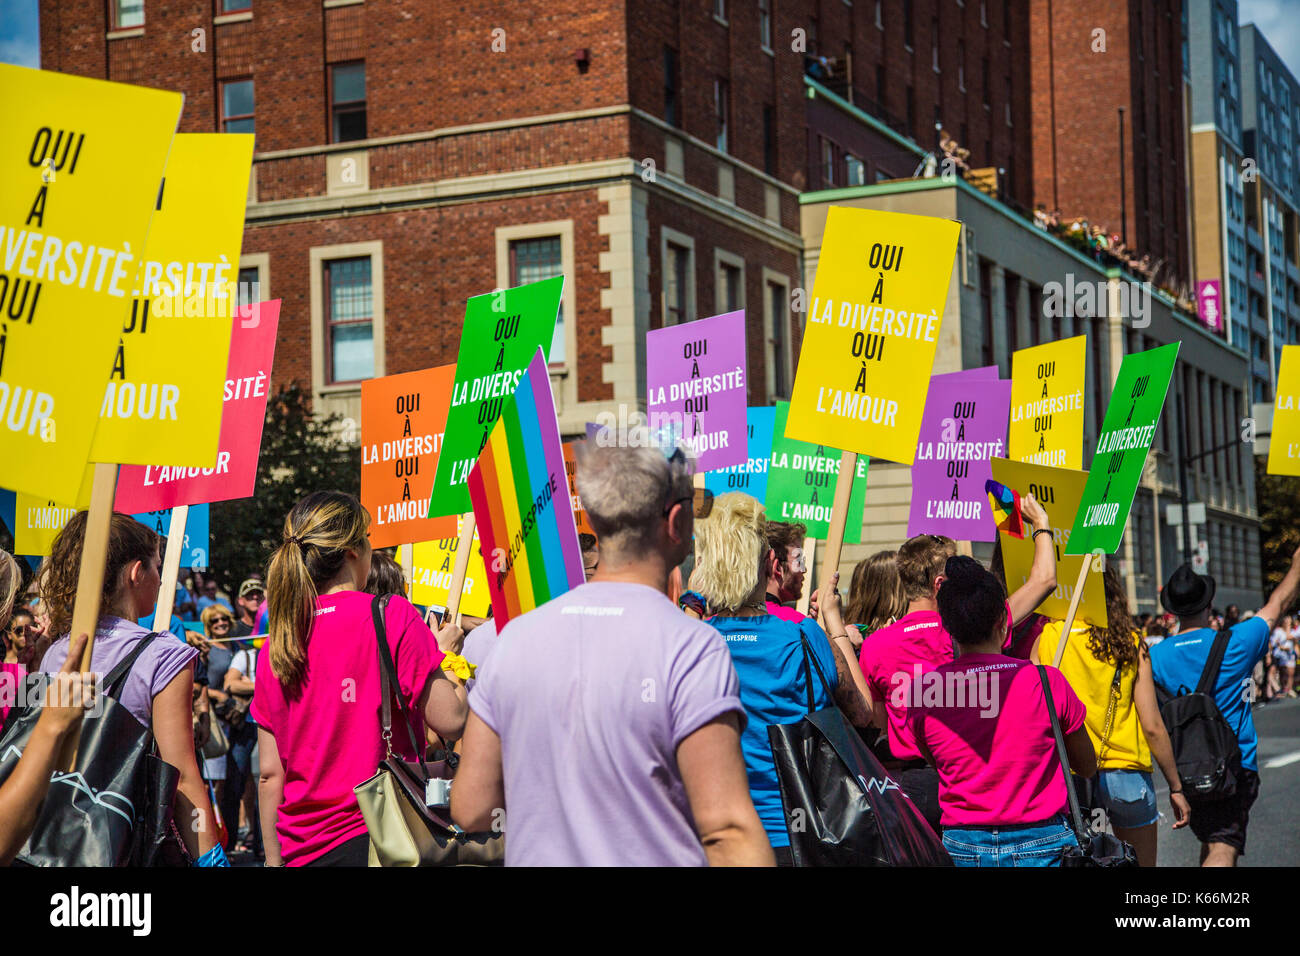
[329,61,368,144]
[323,256,374,386]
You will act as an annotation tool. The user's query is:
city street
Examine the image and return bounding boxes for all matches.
[1156,697,1300,867]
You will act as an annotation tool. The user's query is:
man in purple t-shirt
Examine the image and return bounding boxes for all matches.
[452,434,773,866]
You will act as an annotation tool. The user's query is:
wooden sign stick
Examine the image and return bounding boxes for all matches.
[152,504,189,630]
[796,537,818,616]
[63,462,119,769]
[820,451,858,593]
[444,513,477,626]
[1051,558,1093,668]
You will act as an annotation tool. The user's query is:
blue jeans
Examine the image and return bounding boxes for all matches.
[942,816,1076,867]
[1095,769,1158,828]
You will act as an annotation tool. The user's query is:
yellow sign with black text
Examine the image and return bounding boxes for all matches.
[1267,345,1300,476]
[400,516,493,619]
[1008,335,1086,469]
[990,458,1108,628]
[785,206,961,464]
[89,133,253,466]
[0,65,183,501]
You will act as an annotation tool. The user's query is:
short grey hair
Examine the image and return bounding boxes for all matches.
[575,431,694,556]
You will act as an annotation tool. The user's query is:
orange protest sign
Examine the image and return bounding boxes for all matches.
[361,364,458,549]
[562,442,596,538]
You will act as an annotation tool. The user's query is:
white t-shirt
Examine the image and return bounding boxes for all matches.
[231,647,258,683]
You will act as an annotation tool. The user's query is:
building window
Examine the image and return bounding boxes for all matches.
[237,266,259,307]
[875,0,882,30]
[713,0,726,22]
[718,260,742,313]
[768,279,789,398]
[665,242,691,325]
[112,0,144,28]
[664,46,679,127]
[982,56,990,106]
[220,0,250,12]
[903,0,914,48]
[762,104,776,175]
[958,40,966,91]
[845,154,865,185]
[714,78,729,152]
[324,257,374,384]
[932,18,939,71]
[820,137,836,187]
[509,236,565,363]
[220,79,254,133]
[759,0,772,49]
[330,62,367,143]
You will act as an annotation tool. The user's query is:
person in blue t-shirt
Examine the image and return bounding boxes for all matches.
[1150,547,1300,867]
[693,493,872,865]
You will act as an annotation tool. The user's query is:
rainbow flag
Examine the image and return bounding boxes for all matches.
[985,479,1025,539]
[468,348,585,630]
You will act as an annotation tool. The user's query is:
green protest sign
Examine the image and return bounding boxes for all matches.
[1066,342,1179,556]
[428,276,563,517]
[764,401,869,540]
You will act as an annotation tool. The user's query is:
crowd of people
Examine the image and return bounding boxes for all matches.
[2,430,1299,868]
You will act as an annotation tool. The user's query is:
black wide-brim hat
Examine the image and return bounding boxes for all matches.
[1160,563,1216,617]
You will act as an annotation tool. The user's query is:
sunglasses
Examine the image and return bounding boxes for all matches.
[663,486,714,519]
[211,617,233,625]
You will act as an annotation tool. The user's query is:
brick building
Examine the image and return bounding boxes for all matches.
[1028,0,1192,293]
[41,0,811,437]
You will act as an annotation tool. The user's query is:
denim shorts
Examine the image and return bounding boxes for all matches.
[1095,769,1159,829]
[942,816,1076,867]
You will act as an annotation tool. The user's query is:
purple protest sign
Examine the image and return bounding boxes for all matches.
[645,310,748,471]
[1196,279,1222,333]
[908,370,1013,541]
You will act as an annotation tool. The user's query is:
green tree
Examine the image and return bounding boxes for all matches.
[1255,455,1300,600]
[208,385,359,594]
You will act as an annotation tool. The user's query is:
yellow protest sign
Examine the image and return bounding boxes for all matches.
[89,133,253,466]
[400,517,492,618]
[0,65,183,502]
[990,458,1107,627]
[1267,345,1300,475]
[14,491,80,556]
[786,206,960,464]
[1008,335,1086,469]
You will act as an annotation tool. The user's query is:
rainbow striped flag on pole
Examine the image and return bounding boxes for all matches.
[985,478,1025,539]
[468,348,586,630]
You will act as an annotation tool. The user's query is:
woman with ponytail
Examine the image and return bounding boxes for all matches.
[908,556,1097,867]
[252,491,467,867]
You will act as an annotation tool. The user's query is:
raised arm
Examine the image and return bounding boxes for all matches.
[1257,544,1300,630]
[677,713,774,866]
[0,634,94,866]
[1008,493,1058,625]
[818,572,873,727]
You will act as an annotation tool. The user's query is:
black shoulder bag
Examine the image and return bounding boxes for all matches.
[768,634,952,866]
[0,632,189,867]
[1036,665,1138,868]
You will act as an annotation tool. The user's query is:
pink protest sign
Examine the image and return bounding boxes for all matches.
[907,369,1012,541]
[115,301,281,511]
[1196,280,1222,333]
[645,310,748,472]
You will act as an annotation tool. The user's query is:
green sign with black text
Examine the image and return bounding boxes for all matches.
[1066,342,1179,556]
[428,276,563,517]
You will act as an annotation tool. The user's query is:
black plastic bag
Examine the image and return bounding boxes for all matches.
[0,633,185,867]
[768,637,952,867]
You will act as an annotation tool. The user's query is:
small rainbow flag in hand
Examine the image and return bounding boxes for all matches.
[985,479,1025,539]
[468,348,586,631]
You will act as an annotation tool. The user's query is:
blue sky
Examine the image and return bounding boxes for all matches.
[1,0,1298,97]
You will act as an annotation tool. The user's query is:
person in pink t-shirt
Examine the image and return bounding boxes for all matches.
[763,520,809,621]
[857,493,1058,832]
[253,491,468,867]
[910,557,1097,867]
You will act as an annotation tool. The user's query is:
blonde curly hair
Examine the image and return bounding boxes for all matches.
[692,492,768,612]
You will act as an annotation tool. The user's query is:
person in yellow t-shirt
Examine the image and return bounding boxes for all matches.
[1033,565,1191,867]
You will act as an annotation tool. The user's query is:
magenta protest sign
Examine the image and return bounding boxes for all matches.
[907,369,1012,541]
[645,310,748,472]
[115,301,281,512]
[1196,279,1222,333]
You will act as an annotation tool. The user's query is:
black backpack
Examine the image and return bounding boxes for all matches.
[1155,629,1242,802]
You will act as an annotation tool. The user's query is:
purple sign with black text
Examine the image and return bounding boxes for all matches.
[645,310,748,472]
[907,370,1012,541]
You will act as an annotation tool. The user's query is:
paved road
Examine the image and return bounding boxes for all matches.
[1155,696,1300,867]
